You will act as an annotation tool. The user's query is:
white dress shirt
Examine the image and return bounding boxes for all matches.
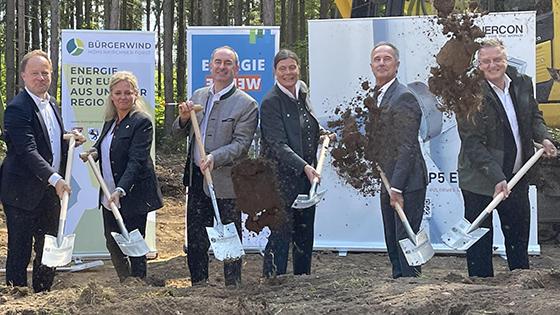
[26,87,63,186]
[100,122,118,209]
[488,75,522,173]
[193,81,236,166]
[276,80,302,100]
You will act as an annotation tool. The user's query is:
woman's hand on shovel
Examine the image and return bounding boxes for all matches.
[109,190,122,209]
[304,164,321,184]
[542,139,558,158]
[493,180,510,199]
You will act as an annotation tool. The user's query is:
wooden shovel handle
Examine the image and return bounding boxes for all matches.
[57,135,76,239]
[315,136,330,176]
[86,154,126,224]
[189,108,213,185]
[376,165,408,222]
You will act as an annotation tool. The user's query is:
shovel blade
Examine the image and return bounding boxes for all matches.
[441,219,489,251]
[111,229,150,257]
[41,234,76,267]
[398,229,434,266]
[291,189,326,209]
[206,223,244,261]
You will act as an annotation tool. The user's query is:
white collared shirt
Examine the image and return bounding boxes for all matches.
[276,80,302,100]
[100,121,118,209]
[26,87,63,186]
[376,77,397,106]
[193,81,236,166]
[488,75,522,173]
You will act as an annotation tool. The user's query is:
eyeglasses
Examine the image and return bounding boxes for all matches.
[478,58,507,66]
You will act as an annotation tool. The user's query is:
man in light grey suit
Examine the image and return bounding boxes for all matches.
[173,46,258,287]
[368,42,428,278]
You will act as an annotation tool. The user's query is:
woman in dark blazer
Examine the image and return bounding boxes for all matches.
[260,49,334,277]
[90,71,163,281]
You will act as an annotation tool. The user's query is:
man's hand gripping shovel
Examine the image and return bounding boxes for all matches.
[377,165,434,266]
[42,134,78,267]
[442,144,546,251]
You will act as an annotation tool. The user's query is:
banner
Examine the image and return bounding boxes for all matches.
[61,30,157,257]
[186,26,280,250]
[308,12,539,254]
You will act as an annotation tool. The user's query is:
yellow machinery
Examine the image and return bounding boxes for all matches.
[335,0,560,127]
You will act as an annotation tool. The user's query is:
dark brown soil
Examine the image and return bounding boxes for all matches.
[231,158,285,233]
[428,2,486,119]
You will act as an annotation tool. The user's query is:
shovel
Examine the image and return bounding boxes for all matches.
[442,145,546,251]
[42,134,78,267]
[292,136,330,209]
[83,151,150,257]
[189,107,244,261]
[377,165,434,266]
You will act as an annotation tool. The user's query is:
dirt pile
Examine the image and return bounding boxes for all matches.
[328,78,380,196]
[231,158,285,233]
[428,0,486,119]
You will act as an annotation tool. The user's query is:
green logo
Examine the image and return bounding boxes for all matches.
[66,38,85,56]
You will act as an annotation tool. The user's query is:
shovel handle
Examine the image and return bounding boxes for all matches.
[86,154,130,238]
[315,136,330,176]
[467,147,545,233]
[376,165,417,243]
[189,108,224,225]
[57,135,77,241]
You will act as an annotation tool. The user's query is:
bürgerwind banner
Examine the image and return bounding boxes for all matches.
[61,30,156,257]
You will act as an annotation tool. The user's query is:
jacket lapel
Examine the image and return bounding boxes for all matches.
[25,90,53,156]
[379,79,399,108]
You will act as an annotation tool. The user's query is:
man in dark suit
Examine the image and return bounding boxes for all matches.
[368,42,428,278]
[1,50,83,292]
[457,39,557,277]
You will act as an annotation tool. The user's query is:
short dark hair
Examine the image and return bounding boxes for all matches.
[274,49,300,69]
[371,42,400,62]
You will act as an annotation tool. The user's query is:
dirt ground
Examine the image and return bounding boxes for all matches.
[0,153,560,315]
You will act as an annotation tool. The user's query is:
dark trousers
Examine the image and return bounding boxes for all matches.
[380,187,426,278]
[102,207,148,281]
[263,175,316,277]
[187,167,242,286]
[462,182,530,277]
[4,188,59,292]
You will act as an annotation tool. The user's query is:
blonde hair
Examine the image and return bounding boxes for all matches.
[477,38,507,59]
[104,71,148,121]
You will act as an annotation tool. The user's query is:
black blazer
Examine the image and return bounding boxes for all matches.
[93,111,163,217]
[374,79,428,193]
[1,89,68,211]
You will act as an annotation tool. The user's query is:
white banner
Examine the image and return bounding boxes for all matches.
[308,12,539,254]
[61,30,157,257]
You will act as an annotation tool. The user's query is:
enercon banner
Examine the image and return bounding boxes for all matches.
[308,12,539,254]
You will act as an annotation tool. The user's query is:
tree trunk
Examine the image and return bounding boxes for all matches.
[177,0,186,101]
[299,0,305,41]
[218,0,228,26]
[262,0,275,25]
[280,0,286,46]
[320,0,330,18]
[31,0,40,49]
[76,0,83,28]
[5,0,16,102]
[163,0,175,136]
[234,0,242,25]
[17,0,26,90]
[84,0,92,27]
[201,0,213,25]
[41,0,48,50]
[286,0,297,46]
[244,0,251,25]
[155,0,162,95]
[145,0,151,31]
[109,0,120,29]
[50,0,60,99]
[104,0,110,29]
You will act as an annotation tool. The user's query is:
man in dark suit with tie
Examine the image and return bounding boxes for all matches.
[368,42,428,278]
[1,50,83,292]
[457,39,557,277]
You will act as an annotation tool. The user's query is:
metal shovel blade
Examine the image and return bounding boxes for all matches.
[398,229,434,266]
[292,189,327,209]
[41,234,76,267]
[441,218,490,251]
[206,222,245,261]
[111,229,150,257]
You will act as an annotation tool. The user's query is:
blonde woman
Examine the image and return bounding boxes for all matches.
[90,71,163,281]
